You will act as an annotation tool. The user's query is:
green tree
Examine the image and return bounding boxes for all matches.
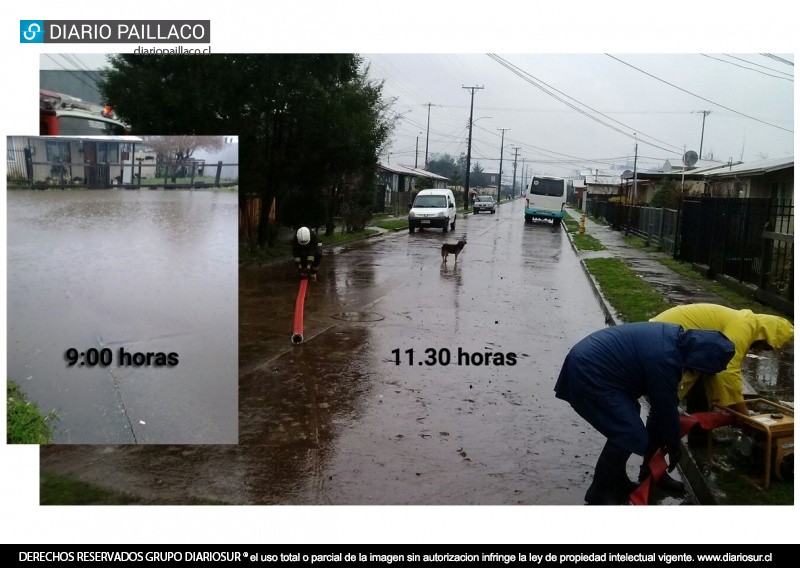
[425,154,456,180]
[101,54,393,247]
[471,162,486,187]
[650,179,680,209]
[456,153,468,186]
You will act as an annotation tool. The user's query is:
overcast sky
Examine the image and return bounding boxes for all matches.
[360,53,794,179]
[42,52,793,181]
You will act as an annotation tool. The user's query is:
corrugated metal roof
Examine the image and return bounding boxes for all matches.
[704,156,793,177]
[378,163,449,180]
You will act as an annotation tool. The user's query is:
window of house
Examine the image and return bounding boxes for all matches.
[45,140,70,163]
[97,142,119,163]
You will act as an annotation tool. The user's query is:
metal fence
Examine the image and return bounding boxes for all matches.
[6,153,238,190]
[584,196,793,314]
[7,148,30,182]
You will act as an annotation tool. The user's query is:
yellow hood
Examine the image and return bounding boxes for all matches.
[753,313,794,349]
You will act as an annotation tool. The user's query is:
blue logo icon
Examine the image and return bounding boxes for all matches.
[21,20,44,43]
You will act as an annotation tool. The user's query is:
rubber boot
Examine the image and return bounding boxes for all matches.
[585,441,631,505]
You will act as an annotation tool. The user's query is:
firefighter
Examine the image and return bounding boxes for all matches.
[291,227,322,281]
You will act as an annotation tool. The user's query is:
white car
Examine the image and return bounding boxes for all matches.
[408,188,457,233]
[473,195,496,214]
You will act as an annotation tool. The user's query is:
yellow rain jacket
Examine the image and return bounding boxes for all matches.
[650,304,794,407]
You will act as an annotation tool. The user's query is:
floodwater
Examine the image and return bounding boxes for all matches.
[7,189,238,444]
[41,199,710,504]
[236,198,676,505]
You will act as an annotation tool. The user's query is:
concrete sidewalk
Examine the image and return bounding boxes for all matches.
[572,212,731,311]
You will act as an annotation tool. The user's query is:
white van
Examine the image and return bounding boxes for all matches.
[524,176,571,227]
[408,188,457,233]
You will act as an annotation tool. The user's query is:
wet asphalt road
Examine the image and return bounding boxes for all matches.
[238,197,629,505]
[40,198,686,505]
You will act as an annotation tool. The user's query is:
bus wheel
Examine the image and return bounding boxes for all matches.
[409,225,414,234]
[553,218,560,227]
[525,215,532,224]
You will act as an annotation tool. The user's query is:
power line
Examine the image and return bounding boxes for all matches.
[760,53,794,67]
[719,54,794,77]
[59,54,107,91]
[487,54,684,155]
[42,54,103,97]
[606,54,793,133]
[700,54,793,81]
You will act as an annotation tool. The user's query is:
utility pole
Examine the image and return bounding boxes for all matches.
[415,135,419,169]
[511,147,520,198]
[497,127,509,205]
[462,85,484,210]
[424,103,433,169]
[696,110,711,160]
[521,158,526,199]
[627,134,638,235]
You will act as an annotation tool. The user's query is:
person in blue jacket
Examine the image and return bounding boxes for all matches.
[555,322,735,505]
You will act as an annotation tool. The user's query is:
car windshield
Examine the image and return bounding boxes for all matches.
[414,195,447,208]
[476,196,493,202]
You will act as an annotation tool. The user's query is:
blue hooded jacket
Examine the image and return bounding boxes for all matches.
[554,322,734,455]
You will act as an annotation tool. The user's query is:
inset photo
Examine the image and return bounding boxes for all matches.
[7,134,239,444]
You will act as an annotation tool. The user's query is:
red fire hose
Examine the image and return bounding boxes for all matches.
[630,411,735,505]
[291,278,309,344]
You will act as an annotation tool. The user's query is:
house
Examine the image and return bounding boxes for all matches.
[7,135,144,189]
[618,157,793,206]
[376,163,450,214]
[703,156,793,203]
[620,161,732,204]
[584,170,621,197]
[571,177,587,207]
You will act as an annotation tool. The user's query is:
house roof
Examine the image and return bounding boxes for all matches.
[378,163,450,181]
[38,135,144,143]
[663,158,727,172]
[704,156,793,178]
[621,156,794,183]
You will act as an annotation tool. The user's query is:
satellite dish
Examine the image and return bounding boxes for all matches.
[622,170,633,179]
[683,150,699,167]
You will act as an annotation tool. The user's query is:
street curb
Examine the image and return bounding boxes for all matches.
[562,216,717,506]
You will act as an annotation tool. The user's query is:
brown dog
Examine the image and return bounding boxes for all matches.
[441,238,467,264]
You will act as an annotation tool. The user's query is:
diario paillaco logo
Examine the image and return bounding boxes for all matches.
[19,20,210,43]
[20,20,45,43]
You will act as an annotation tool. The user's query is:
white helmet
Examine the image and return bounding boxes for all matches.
[296,227,311,245]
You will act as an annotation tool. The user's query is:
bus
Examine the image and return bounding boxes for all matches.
[524,176,572,227]
[40,89,128,136]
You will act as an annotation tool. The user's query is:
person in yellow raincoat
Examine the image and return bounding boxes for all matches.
[650,303,793,415]
[644,303,793,493]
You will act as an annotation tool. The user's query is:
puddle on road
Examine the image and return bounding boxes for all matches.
[330,312,385,322]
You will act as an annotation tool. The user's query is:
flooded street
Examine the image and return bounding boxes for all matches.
[39,198,788,505]
[8,190,238,444]
[239,198,615,504]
